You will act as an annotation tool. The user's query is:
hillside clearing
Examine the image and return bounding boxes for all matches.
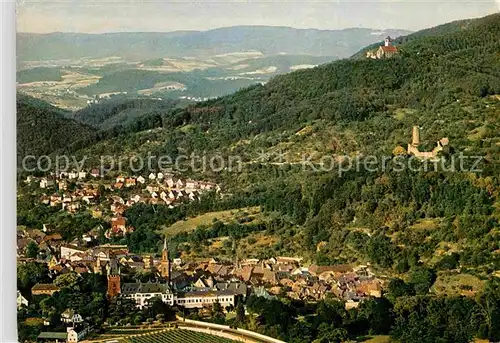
[161,207,261,237]
[432,272,485,296]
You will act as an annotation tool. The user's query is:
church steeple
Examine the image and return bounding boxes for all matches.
[384,36,392,47]
[160,237,170,280]
[162,237,168,258]
[106,254,121,298]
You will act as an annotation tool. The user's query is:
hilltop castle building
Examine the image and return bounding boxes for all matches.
[366,36,399,59]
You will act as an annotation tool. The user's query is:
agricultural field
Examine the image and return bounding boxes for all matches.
[17,68,100,110]
[16,51,330,110]
[122,329,238,343]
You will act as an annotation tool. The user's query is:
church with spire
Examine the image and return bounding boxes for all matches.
[104,237,237,309]
[366,36,399,59]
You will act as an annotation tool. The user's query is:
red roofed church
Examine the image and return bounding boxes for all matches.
[366,36,399,59]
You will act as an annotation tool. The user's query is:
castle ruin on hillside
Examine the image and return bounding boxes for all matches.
[407,126,449,161]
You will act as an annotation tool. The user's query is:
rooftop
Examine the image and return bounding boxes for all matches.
[380,45,398,53]
[179,289,237,298]
[38,332,67,340]
[121,282,172,294]
[32,283,60,291]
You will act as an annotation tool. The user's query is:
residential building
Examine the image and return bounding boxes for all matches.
[38,325,91,343]
[175,290,236,309]
[40,179,55,189]
[32,283,61,296]
[67,325,92,343]
[60,245,87,260]
[121,282,175,308]
[17,291,28,308]
[61,309,84,324]
[125,178,136,187]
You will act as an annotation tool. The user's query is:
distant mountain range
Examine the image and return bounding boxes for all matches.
[17,26,412,61]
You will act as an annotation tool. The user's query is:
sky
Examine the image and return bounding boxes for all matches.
[17,0,500,33]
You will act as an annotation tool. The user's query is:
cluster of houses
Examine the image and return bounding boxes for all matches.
[223,257,383,307]
[24,242,246,315]
[32,170,220,210]
[26,171,220,237]
[105,174,218,238]
[110,173,218,206]
[19,238,385,342]
[117,255,383,310]
[20,232,384,312]
[35,169,101,188]
[17,227,64,257]
[39,185,100,213]
[19,222,384,314]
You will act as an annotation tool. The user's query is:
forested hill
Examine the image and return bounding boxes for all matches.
[17,94,182,167]
[168,13,499,141]
[351,13,499,59]
[71,97,180,130]
[16,95,96,164]
[65,14,500,261]
[18,14,500,165]
[15,13,500,343]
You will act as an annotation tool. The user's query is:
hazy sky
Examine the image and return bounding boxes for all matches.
[17,0,500,33]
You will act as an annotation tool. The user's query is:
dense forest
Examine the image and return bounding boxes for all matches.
[16,94,188,167]
[16,95,95,164]
[167,13,499,140]
[18,13,500,260]
[71,96,181,130]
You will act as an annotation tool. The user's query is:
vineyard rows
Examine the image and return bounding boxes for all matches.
[122,329,238,343]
